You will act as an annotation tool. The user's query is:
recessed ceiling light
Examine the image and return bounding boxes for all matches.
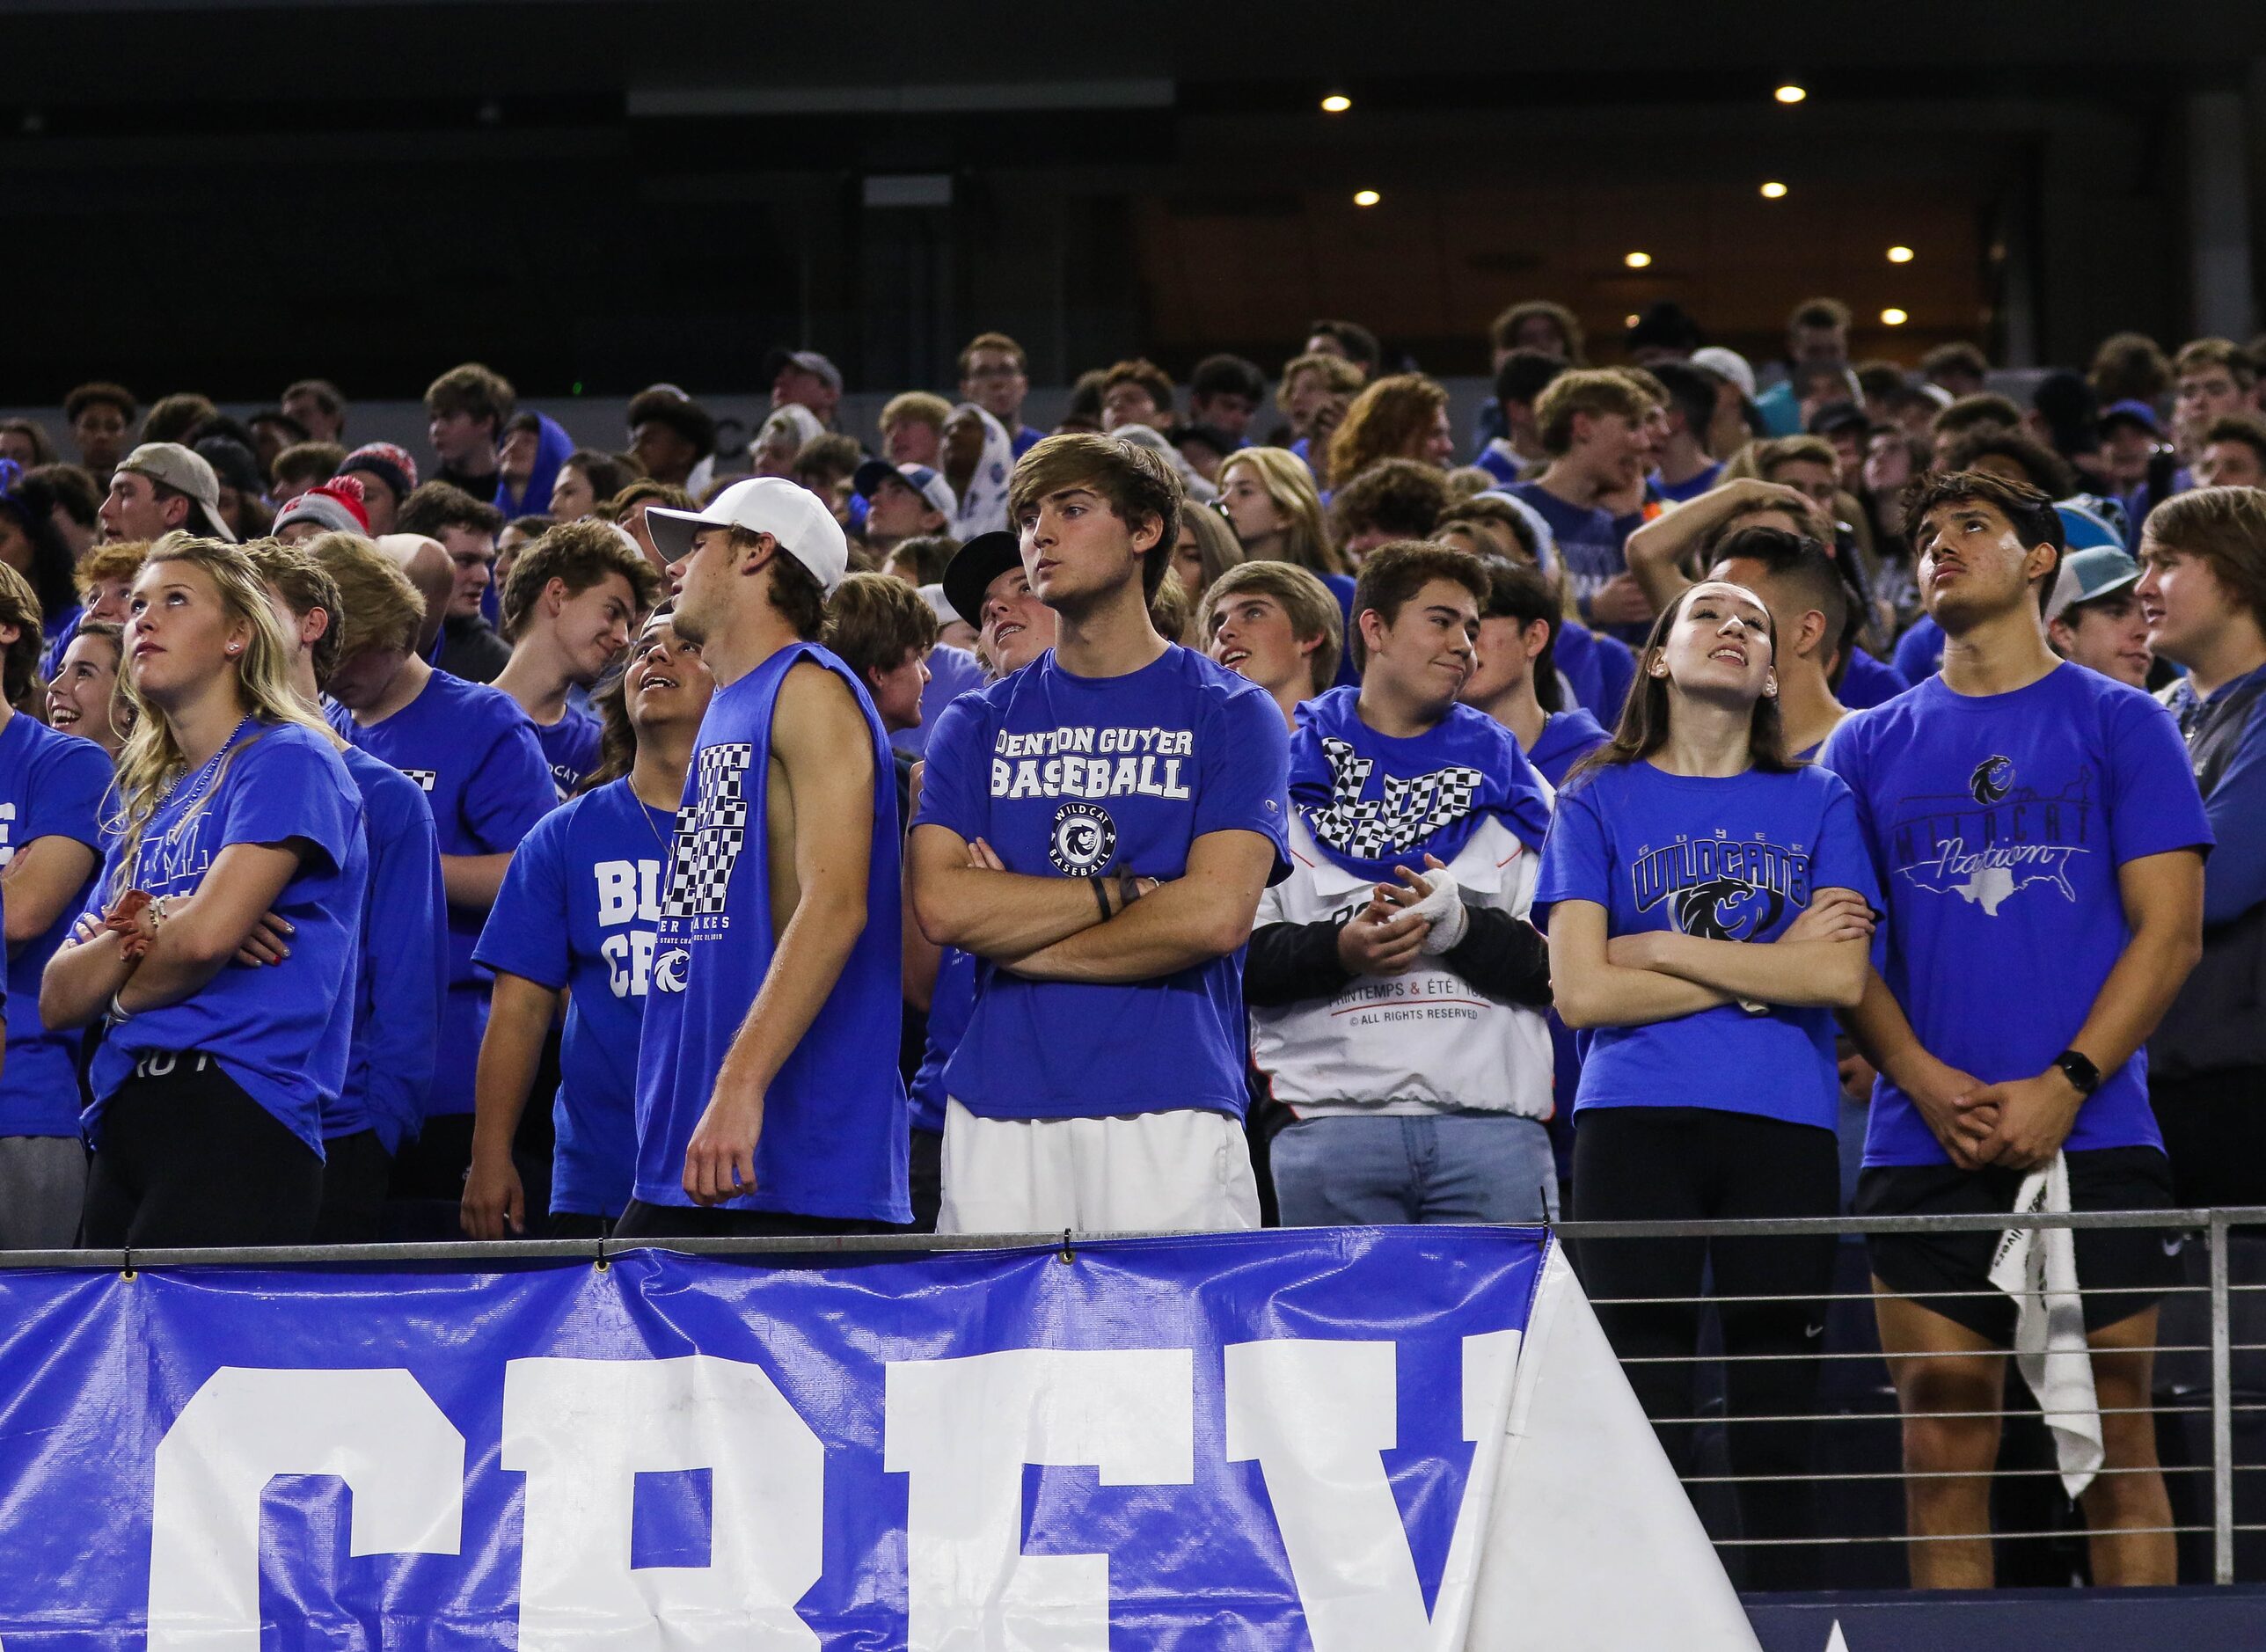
[1759,181,1788,199]
[1625,314,1641,327]
[1881,308,1909,326]
[1321,93,1351,113]
[1775,84,1807,105]
[1624,251,1652,268]
[1887,245,1915,263]
[1352,189,1380,208]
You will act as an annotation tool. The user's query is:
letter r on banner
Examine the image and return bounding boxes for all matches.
[501,1355,825,1649]
[147,1367,464,1650]
[885,1349,1195,1652]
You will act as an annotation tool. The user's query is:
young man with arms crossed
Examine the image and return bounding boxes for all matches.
[2135,486,2266,1207]
[911,436,1290,1232]
[465,609,714,1239]
[1822,470,2210,1589]
[621,479,909,1236]
[251,538,450,1242]
[493,522,661,797]
[317,535,557,1212]
[1246,541,1557,1225]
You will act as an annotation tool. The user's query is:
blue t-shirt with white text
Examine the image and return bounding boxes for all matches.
[329,670,555,1119]
[88,722,367,1153]
[1534,760,1880,1131]
[477,778,676,1218]
[535,706,604,799]
[914,645,1291,1122]
[0,713,112,1137]
[1820,665,2213,1166]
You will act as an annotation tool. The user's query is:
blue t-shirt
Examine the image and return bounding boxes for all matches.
[1507,482,1639,642]
[1555,620,1635,725]
[910,946,976,1136]
[914,644,1290,1122]
[330,669,555,1119]
[1525,705,1612,789]
[1011,425,1045,458]
[330,747,448,1153]
[1656,462,1725,504]
[633,644,910,1220]
[0,713,111,1137]
[1820,665,2214,1166]
[893,643,987,760]
[476,778,674,1218]
[1838,648,1911,711]
[1892,614,1944,684]
[1533,760,1880,1131]
[87,722,368,1153]
[534,706,603,799]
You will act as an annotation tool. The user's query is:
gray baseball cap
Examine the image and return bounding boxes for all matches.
[114,442,237,543]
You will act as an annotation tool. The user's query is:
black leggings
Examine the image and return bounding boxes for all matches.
[1571,1106,1840,1590]
[83,1053,324,1248]
[314,1129,392,1244]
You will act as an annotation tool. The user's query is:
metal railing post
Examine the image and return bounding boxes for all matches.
[2211,1210,2234,1586]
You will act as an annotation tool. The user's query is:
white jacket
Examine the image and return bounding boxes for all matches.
[1250,811,1554,1119]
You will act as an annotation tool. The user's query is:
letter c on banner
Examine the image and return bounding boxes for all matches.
[885,1348,1195,1652]
[501,1355,824,1649]
[147,1367,465,1650]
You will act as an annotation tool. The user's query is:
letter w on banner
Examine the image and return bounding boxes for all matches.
[0,1231,1757,1648]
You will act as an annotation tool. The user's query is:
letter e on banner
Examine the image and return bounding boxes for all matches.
[885,1349,1194,1652]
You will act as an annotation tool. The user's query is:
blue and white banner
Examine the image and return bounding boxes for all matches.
[0,1229,1755,1648]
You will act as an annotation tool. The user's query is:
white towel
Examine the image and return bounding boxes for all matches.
[1987,1151,2102,1498]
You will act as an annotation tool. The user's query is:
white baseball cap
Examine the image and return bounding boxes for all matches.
[645,477,851,596]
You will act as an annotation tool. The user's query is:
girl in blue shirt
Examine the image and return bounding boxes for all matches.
[42,535,367,1247]
[1535,579,1879,1588]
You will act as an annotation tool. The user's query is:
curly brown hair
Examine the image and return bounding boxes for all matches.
[1324,374,1449,490]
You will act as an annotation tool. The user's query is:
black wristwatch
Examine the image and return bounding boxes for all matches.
[2053,1049,2102,1096]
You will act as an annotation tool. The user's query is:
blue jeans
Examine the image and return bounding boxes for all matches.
[1269,1114,1559,1226]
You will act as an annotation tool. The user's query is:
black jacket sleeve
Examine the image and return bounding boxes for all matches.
[1443,907,1553,1007]
[1243,918,1353,1007]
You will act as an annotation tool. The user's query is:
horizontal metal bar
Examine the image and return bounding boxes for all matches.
[1684,1464,2215,1484]
[0,1231,1183,1271]
[1614,1344,2206,1363]
[1589,1283,2214,1306]
[1559,1209,2238,1238]
[1646,1403,2204,1425]
[1711,1525,2204,1546]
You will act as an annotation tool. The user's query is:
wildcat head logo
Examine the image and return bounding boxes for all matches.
[1673,878,1786,941]
[1049,802,1116,874]
[1970,755,2014,805]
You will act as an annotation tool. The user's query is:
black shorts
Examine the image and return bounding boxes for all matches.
[1856,1146,2182,1346]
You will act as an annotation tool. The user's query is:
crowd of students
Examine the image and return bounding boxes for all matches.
[1,300,2264,1590]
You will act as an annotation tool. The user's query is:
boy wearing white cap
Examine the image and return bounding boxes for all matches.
[618,478,910,1235]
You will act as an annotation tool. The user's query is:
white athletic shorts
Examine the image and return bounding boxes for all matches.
[934,1098,1263,1236]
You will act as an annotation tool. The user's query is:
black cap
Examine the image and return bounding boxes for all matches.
[941,530,1023,629]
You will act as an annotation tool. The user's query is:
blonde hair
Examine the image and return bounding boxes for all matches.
[881,391,954,435]
[108,533,342,899]
[1532,369,1655,456]
[76,539,150,603]
[307,530,428,659]
[1218,447,1346,576]
[1200,559,1343,695]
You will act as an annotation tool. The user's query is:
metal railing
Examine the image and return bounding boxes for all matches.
[1554,1206,2266,1590]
